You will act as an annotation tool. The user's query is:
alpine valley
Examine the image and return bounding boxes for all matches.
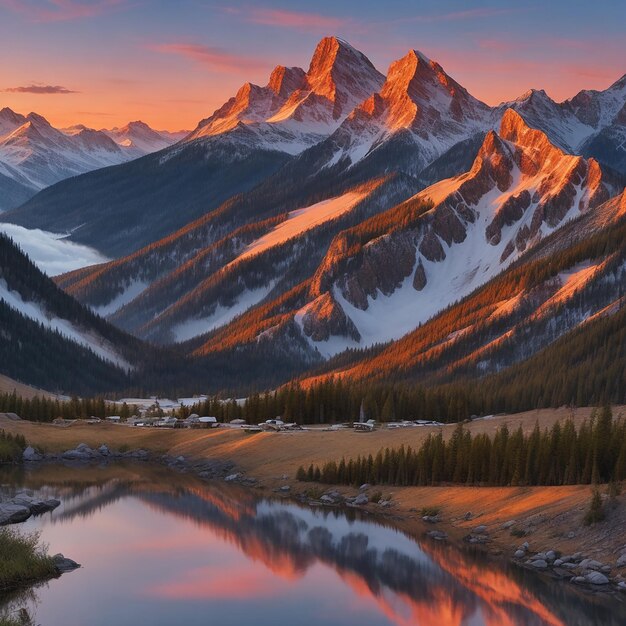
[1,36,626,399]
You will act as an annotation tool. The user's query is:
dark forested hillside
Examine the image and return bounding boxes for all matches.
[0,234,150,394]
[2,144,291,257]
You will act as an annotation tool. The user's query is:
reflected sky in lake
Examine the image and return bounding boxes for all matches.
[1,464,624,626]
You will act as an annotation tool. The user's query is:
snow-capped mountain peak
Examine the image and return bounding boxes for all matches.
[102,120,180,154]
[0,107,28,138]
[321,48,491,172]
[186,37,384,150]
[294,108,611,356]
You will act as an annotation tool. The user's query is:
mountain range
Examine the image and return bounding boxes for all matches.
[1,36,626,396]
[0,108,186,212]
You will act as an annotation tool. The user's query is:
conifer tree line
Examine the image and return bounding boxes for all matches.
[0,392,135,422]
[297,407,626,487]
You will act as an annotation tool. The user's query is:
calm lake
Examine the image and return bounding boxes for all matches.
[1,463,624,626]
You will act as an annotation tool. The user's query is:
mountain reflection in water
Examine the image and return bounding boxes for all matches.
[1,463,623,626]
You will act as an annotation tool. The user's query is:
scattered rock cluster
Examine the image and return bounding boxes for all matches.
[23,443,151,463]
[515,542,626,590]
[464,524,490,544]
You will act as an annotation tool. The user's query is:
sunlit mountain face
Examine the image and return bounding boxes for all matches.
[4,465,624,626]
[0,1,624,398]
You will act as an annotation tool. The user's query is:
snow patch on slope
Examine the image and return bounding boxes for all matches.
[237,191,367,263]
[94,280,150,317]
[0,279,130,368]
[172,282,276,343]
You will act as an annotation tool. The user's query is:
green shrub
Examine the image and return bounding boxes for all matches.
[0,431,26,463]
[304,487,324,500]
[0,529,57,592]
[584,488,605,525]
[420,506,440,517]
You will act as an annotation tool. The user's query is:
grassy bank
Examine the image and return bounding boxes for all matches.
[0,528,57,594]
[1,407,625,568]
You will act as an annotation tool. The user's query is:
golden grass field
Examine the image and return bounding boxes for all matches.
[1,405,624,566]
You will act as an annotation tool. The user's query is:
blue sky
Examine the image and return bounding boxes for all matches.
[0,0,624,129]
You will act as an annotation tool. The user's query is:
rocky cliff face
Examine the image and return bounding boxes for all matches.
[296,109,611,354]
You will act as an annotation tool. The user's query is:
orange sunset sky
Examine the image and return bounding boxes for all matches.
[1,0,625,131]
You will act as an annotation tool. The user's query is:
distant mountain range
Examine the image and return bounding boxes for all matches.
[0,108,186,212]
[1,36,626,396]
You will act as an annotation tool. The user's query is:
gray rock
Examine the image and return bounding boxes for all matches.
[324,491,343,503]
[519,542,530,552]
[554,559,564,567]
[224,473,241,482]
[530,559,548,569]
[0,503,31,525]
[617,554,626,568]
[545,550,557,562]
[618,581,626,591]
[422,515,441,523]
[320,495,335,504]
[579,558,603,571]
[585,571,609,585]
[466,534,490,544]
[353,493,369,506]
[463,511,472,520]
[572,576,586,584]
[124,449,148,459]
[560,562,578,570]
[427,530,448,541]
[473,525,488,534]
[501,520,516,529]
[514,550,526,559]
[379,500,392,508]
[571,552,583,561]
[52,554,81,573]
[279,485,290,492]
[359,484,371,491]
[22,446,43,462]
[98,444,110,456]
[10,496,59,516]
[601,565,612,573]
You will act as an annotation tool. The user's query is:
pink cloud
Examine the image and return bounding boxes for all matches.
[3,84,78,94]
[0,0,125,22]
[246,7,347,32]
[149,43,269,75]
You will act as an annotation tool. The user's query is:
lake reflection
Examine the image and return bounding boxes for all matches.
[1,463,624,626]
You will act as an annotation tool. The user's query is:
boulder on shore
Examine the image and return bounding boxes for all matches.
[52,554,81,574]
[22,446,43,462]
[0,503,31,525]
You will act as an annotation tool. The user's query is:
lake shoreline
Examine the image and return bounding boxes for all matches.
[14,445,626,596]
[2,408,626,595]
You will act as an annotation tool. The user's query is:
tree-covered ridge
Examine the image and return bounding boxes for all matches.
[0,391,136,422]
[0,234,145,359]
[298,407,626,487]
[0,303,132,395]
[305,205,626,386]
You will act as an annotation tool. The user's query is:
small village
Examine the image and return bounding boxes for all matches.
[91,396,446,432]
